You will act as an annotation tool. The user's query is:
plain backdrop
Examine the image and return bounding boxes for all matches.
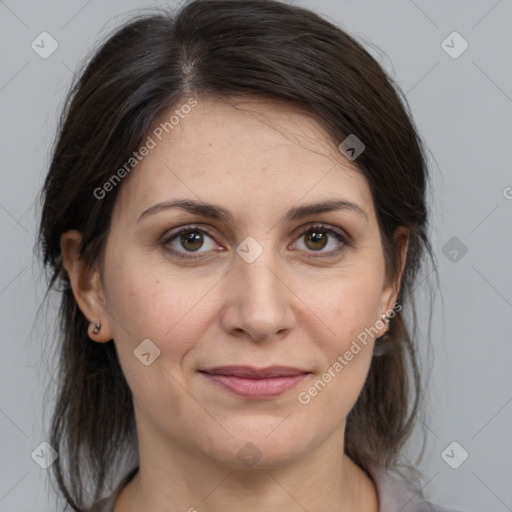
[0,0,511,510]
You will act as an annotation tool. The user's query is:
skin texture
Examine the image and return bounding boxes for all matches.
[60,96,408,512]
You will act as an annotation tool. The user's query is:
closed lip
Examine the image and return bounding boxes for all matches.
[199,365,311,399]
[199,365,310,378]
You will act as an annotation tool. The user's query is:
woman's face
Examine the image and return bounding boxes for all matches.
[87,97,404,469]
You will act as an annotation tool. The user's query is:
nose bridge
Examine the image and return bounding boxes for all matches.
[235,231,277,278]
[221,235,295,340]
[240,255,280,303]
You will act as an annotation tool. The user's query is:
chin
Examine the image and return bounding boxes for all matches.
[194,418,312,470]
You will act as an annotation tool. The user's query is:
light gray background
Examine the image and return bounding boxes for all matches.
[1,0,511,510]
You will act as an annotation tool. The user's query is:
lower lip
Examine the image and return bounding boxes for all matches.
[201,373,309,398]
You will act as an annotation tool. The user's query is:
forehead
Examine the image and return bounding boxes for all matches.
[113,96,374,225]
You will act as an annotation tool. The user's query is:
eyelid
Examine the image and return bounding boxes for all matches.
[290,222,349,241]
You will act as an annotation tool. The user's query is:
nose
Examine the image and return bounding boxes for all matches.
[218,244,297,343]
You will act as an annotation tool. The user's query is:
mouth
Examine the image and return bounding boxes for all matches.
[198,366,311,399]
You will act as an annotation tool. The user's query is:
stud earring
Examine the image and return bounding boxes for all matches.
[92,322,101,335]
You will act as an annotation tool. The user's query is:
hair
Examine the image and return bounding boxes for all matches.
[37,0,436,509]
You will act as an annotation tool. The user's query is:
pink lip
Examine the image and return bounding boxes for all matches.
[199,366,310,398]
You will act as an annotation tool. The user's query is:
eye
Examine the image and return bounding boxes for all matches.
[292,224,349,256]
[162,226,220,259]
[162,223,350,261]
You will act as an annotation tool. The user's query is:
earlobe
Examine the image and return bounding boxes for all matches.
[60,230,113,343]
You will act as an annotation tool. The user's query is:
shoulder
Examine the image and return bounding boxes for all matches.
[365,462,472,512]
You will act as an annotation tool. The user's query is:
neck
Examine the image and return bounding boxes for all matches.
[114,422,378,512]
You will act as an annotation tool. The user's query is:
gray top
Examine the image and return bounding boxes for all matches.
[91,463,465,512]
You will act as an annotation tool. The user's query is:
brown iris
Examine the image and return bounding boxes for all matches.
[180,230,204,251]
[304,229,328,251]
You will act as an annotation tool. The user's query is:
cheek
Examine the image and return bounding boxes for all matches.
[103,263,204,418]
[338,281,382,342]
[293,266,382,410]
[296,283,378,426]
[308,264,384,348]
[103,255,219,370]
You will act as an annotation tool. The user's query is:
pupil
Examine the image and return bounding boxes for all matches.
[307,230,327,250]
[181,231,203,251]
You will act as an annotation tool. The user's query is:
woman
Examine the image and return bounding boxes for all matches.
[38,1,467,510]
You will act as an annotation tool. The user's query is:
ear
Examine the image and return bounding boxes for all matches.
[60,230,113,343]
[377,226,409,332]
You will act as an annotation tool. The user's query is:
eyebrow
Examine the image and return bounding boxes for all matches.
[137,198,369,224]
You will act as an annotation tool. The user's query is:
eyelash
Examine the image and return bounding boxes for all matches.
[162,223,351,260]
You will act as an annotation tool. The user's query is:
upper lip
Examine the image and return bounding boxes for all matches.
[200,366,310,378]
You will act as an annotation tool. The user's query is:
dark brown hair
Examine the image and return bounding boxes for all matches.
[37,0,436,509]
